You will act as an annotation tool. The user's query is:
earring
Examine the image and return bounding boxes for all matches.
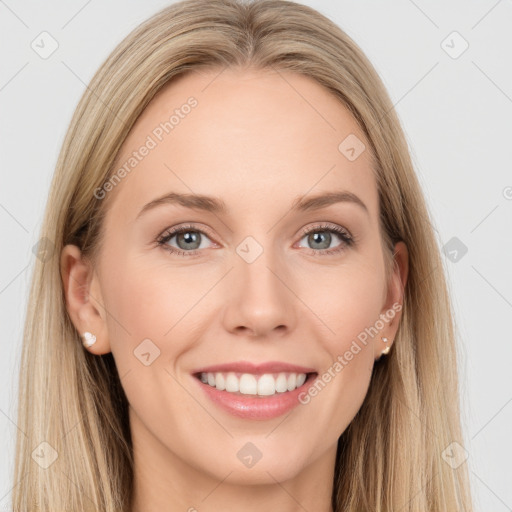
[380,336,391,357]
[82,331,97,348]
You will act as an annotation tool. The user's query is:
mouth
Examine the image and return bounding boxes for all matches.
[192,369,319,420]
[192,370,318,398]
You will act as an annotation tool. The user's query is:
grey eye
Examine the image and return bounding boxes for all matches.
[306,231,333,250]
[175,230,202,250]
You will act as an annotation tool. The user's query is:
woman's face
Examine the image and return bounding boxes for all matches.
[62,67,407,498]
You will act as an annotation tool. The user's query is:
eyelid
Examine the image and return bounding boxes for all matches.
[296,222,353,240]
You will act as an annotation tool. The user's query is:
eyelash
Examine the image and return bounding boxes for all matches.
[156,222,355,257]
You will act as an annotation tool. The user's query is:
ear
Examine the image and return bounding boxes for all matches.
[374,241,409,360]
[60,244,110,355]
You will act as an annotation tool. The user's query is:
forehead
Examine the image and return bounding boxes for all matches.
[106,67,378,224]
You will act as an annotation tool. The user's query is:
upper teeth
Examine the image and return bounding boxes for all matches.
[200,372,307,396]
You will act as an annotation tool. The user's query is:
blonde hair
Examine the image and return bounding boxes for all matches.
[12,0,473,510]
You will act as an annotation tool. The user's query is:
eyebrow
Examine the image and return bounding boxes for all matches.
[136,190,369,219]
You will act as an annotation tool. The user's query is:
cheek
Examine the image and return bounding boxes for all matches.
[307,261,385,425]
[98,258,204,442]
[101,255,207,343]
[309,261,386,352]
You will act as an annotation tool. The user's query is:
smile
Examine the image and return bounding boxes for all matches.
[196,371,309,396]
[191,362,319,420]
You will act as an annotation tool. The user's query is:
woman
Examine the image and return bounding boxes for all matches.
[12,0,474,510]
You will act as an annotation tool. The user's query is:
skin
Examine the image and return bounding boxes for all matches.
[61,67,408,512]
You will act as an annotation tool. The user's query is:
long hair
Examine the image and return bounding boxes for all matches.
[12,0,473,510]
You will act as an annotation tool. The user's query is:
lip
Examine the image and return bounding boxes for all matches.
[192,365,318,421]
[192,360,317,376]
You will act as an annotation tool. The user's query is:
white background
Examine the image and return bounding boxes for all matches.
[1,1,511,510]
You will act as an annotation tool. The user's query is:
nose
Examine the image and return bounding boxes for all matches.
[222,251,298,338]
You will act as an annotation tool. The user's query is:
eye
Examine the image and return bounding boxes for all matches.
[296,223,354,256]
[156,224,215,257]
[156,222,355,257]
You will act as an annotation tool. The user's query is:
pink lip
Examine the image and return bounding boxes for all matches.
[192,360,317,376]
[194,375,317,420]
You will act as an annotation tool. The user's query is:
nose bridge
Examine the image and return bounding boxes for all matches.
[222,241,297,336]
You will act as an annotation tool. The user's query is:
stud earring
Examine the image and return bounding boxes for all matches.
[379,336,391,358]
[82,331,97,348]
